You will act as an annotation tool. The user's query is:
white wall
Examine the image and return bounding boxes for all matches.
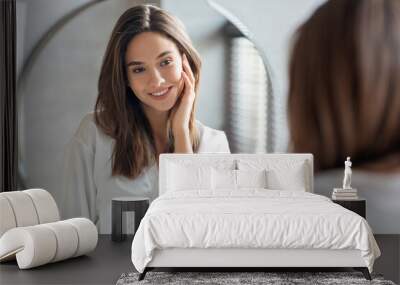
[16,0,92,77]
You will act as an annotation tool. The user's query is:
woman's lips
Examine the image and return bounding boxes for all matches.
[148,86,173,100]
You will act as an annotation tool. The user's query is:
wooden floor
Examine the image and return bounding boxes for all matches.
[0,235,398,284]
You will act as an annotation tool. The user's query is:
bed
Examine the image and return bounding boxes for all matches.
[131,154,380,280]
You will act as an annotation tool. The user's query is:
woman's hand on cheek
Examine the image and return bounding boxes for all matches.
[171,54,196,136]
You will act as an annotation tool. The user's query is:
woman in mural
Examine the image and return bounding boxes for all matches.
[62,4,230,234]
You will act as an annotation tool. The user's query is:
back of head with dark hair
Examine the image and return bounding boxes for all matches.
[288,0,400,172]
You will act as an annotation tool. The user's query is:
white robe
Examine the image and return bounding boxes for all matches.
[61,113,230,234]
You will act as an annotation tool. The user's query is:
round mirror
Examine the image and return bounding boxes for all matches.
[17,0,273,203]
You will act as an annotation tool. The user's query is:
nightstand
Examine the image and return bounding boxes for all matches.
[111,197,149,242]
[332,198,366,218]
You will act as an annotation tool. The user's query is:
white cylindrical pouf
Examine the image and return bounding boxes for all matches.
[0,196,17,237]
[1,192,39,227]
[65,218,98,257]
[0,226,57,269]
[24,189,60,223]
[42,221,79,262]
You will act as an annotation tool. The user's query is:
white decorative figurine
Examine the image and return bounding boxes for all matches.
[332,157,357,200]
[342,157,352,189]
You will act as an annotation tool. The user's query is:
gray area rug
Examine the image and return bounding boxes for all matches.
[116,271,396,285]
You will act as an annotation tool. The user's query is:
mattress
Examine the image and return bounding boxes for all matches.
[131,190,380,273]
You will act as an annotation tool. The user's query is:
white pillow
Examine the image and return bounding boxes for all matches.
[267,162,306,191]
[237,159,307,191]
[211,168,236,190]
[236,169,267,189]
[167,163,212,191]
[211,169,268,190]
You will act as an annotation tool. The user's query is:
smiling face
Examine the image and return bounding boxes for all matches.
[125,31,183,114]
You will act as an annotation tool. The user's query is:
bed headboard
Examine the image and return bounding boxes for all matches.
[159,153,314,195]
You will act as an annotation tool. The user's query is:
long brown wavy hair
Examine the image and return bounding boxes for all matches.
[288,0,400,172]
[95,5,201,179]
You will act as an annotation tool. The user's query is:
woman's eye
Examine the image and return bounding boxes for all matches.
[132,67,145,74]
[160,59,172,67]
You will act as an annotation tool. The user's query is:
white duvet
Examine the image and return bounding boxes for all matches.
[131,190,380,273]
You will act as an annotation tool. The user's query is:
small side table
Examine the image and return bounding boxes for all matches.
[332,198,366,218]
[112,196,149,242]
